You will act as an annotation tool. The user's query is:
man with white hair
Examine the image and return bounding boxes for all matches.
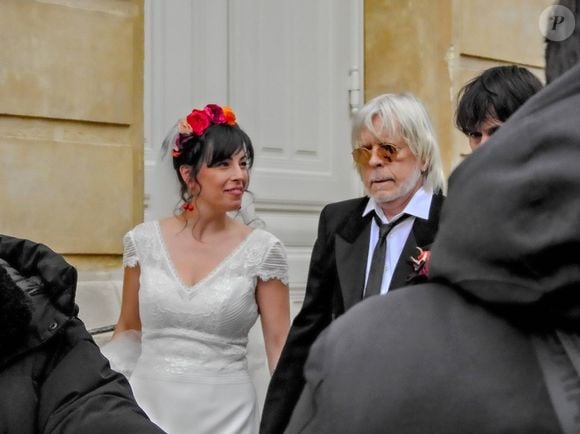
[261,92,446,434]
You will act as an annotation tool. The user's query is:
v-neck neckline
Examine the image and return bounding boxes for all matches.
[154,220,257,293]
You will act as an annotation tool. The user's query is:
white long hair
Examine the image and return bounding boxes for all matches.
[351,92,446,193]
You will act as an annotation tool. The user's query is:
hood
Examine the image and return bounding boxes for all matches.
[0,263,33,350]
[429,63,580,327]
[0,235,78,356]
[0,235,77,316]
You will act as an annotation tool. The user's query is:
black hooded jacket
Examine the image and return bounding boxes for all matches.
[0,235,165,434]
[285,63,580,433]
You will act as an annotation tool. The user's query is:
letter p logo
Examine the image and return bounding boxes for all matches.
[540,6,575,42]
[551,15,565,31]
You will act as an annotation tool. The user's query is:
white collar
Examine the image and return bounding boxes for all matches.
[362,186,433,223]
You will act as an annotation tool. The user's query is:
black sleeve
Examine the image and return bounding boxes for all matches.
[37,318,166,434]
[284,327,331,434]
[260,206,336,434]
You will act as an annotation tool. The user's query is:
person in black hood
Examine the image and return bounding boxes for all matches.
[0,235,165,434]
[285,3,580,433]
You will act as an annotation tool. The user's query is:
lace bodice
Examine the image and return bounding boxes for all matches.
[122,221,288,380]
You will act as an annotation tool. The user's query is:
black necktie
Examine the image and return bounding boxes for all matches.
[364,212,410,299]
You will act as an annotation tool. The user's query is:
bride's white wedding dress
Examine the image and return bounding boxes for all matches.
[104,221,288,434]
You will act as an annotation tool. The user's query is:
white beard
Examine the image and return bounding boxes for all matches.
[370,165,423,204]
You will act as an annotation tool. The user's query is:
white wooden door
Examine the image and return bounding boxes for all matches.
[144,0,363,412]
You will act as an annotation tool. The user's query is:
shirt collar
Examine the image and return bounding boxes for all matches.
[362,186,433,223]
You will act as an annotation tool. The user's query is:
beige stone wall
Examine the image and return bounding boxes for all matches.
[0,0,144,257]
[364,0,552,175]
[365,0,454,173]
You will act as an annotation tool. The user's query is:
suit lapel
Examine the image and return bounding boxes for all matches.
[335,200,373,311]
[389,192,444,290]
[390,230,418,289]
[333,193,444,304]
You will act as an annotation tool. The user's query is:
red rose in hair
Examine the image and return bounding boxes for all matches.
[204,104,226,124]
[186,109,211,136]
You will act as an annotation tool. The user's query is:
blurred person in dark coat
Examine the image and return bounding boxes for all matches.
[0,235,165,434]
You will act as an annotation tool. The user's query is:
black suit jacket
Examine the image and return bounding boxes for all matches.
[260,193,444,434]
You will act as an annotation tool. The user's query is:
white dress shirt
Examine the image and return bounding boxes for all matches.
[362,187,433,295]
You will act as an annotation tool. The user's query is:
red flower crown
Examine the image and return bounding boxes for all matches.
[172,104,237,157]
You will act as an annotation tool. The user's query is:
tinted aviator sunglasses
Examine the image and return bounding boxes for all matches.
[351,143,400,166]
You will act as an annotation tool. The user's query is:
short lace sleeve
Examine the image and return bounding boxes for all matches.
[122,231,139,268]
[258,240,289,286]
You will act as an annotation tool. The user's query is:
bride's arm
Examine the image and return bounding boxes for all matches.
[257,278,290,374]
[113,265,142,336]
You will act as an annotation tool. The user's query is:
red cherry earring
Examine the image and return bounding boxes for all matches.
[182,202,194,212]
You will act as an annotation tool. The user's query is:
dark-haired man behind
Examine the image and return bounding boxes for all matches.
[456,65,542,150]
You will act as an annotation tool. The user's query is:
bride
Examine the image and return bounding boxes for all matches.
[104,104,290,433]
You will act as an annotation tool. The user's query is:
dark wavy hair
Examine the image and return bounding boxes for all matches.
[455,65,542,134]
[169,123,254,205]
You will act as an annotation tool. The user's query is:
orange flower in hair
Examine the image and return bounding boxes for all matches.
[223,106,237,125]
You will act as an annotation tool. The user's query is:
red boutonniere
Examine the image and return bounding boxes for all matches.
[410,247,431,277]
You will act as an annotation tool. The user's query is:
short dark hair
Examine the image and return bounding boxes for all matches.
[545,0,580,83]
[455,65,543,135]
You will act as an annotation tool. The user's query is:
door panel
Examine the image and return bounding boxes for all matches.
[229,0,360,205]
